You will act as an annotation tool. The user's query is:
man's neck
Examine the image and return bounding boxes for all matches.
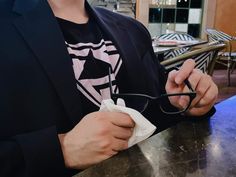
[48,0,89,24]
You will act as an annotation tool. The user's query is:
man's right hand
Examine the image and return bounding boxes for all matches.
[58,111,135,169]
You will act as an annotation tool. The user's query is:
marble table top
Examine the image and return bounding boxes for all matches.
[75,96,236,177]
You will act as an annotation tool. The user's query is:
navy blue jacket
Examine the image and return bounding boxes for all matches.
[0,0,214,176]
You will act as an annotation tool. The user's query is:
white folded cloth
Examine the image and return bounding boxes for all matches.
[99,99,156,147]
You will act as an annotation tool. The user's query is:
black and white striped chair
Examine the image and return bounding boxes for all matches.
[161,43,226,76]
[157,33,196,60]
[206,28,236,86]
[206,28,236,42]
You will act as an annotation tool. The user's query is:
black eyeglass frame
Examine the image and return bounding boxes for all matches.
[108,67,196,115]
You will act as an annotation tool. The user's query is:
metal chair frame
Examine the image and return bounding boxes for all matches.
[161,43,226,76]
[157,33,196,60]
[205,28,236,86]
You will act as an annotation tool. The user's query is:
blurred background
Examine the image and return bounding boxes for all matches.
[88,0,236,102]
[89,0,236,40]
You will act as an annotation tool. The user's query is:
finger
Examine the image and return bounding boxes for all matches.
[166,70,188,109]
[180,69,202,108]
[108,150,118,156]
[166,70,185,99]
[178,92,190,109]
[166,70,179,92]
[187,69,203,90]
[112,138,128,151]
[187,87,217,116]
[167,69,178,84]
[105,149,119,157]
[190,74,212,108]
[177,69,202,108]
[194,83,218,108]
[175,59,195,85]
[110,112,135,128]
[112,126,133,140]
[187,104,213,116]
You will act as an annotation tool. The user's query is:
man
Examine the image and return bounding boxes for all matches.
[0,0,218,176]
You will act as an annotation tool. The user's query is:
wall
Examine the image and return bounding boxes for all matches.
[137,0,206,38]
[136,0,150,27]
[214,0,236,36]
[214,0,236,49]
[201,0,216,39]
[136,0,236,43]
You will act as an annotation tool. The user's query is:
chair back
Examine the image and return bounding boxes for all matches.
[205,29,234,42]
[158,33,195,41]
[157,33,196,60]
[161,43,226,76]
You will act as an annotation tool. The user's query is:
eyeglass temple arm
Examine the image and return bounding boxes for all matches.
[108,67,113,96]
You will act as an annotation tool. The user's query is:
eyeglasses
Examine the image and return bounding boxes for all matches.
[108,67,196,115]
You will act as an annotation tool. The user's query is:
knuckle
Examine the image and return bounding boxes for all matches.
[179,97,189,107]
[95,112,106,121]
[186,59,195,66]
[189,70,201,83]
[204,74,212,82]
[192,69,203,79]
[189,58,195,63]
[192,67,200,72]
[126,129,133,137]
[214,85,219,95]
[169,96,179,106]
[98,139,112,149]
[202,95,212,104]
[107,150,118,156]
[165,83,171,92]
[122,141,128,150]
[128,118,135,127]
[210,85,219,99]
[196,86,206,96]
[122,115,134,127]
[97,125,110,136]
[199,87,206,95]
[189,77,198,88]
[94,114,112,135]
[195,68,203,74]
[168,70,178,79]
[169,69,176,75]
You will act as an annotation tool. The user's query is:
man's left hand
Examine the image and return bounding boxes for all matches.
[165,59,218,116]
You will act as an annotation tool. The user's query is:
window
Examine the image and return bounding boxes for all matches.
[148,0,203,38]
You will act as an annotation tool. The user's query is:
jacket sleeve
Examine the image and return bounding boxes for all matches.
[0,126,75,177]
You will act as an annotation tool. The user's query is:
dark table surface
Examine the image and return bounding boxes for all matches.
[75,96,236,177]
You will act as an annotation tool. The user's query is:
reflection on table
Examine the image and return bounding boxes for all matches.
[75,95,236,177]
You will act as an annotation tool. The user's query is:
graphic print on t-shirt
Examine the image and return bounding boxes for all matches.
[66,39,122,107]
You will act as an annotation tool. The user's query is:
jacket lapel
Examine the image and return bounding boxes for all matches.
[12,0,151,123]
[86,3,149,94]
[13,0,82,124]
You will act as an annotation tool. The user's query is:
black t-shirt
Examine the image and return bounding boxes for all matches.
[56,17,128,116]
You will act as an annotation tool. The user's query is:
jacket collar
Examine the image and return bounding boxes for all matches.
[86,3,149,94]
[13,0,40,14]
